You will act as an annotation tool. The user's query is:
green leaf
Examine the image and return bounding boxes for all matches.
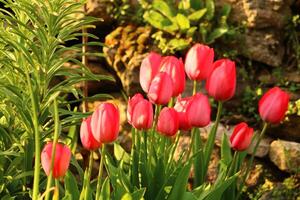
[131,188,146,200]
[121,193,133,200]
[176,13,190,31]
[99,177,110,200]
[207,27,228,44]
[188,9,207,21]
[167,162,192,200]
[182,192,198,200]
[205,0,215,20]
[63,171,80,200]
[167,38,190,51]
[190,0,203,10]
[114,143,130,164]
[152,0,176,19]
[220,133,232,167]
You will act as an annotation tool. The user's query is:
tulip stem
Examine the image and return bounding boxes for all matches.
[27,71,41,200]
[225,151,238,179]
[54,179,59,200]
[193,80,197,94]
[44,98,60,200]
[149,105,162,164]
[81,151,94,200]
[96,145,105,200]
[236,122,268,200]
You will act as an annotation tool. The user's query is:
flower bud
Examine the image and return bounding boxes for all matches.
[148,72,173,105]
[157,107,179,136]
[127,93,144,125]
[230,122,254,151]
[174,96,192,130]
[80,116,102,150]
[132,99,153,130]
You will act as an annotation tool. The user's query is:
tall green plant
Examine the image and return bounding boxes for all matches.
[0,0,113,199]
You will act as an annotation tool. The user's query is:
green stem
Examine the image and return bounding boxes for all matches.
[44,98,60,200]
[149,105,161,163]
[188,80,198,158]
[54,179,59,200]
[95,145,105,200]
[27,72,41,200]
[84,151,94,200]
[236,122,268,200]
[193,80,197,94]
[203,101,223,176]
[226,151,238,179]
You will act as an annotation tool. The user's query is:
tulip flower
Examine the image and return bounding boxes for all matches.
[160,56,186,97]
[186,93,211,127]
[91,102,120,143]
[131,99,153,130]
[148,72,173,105]
[127,93,144,125]
[206,59,236,101]
[230,122,254,151]
[139,52,162,93]
[41,142,71,178]
[80,116,102,150]
[184,43,214,81]
[259,87,289,124]
[157,107,179,136]
[174,96,192,130]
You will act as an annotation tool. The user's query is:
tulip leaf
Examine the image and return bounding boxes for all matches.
[166,161,192,200]
[63,171,80,200]
[99,177,110,200]
[182,192,198,200]
[114,143,130,165]
[131,188,146,199]
[193,128,205,187]
[188,8,207,21]
[220,132,232,167]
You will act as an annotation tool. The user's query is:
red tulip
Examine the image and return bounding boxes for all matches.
[139,52,162,93]
[186,93,211,127]
[174,95,192,130]
[91,102,120,143]
[259,87,289,124]
[160,56,186,97]
[184,43,214,81]
[80,116,102,150]
[41,142,71,178]
[127,93,144,125]
[206,59,236,101]
[157,107,179,136]
[230,122,254,151]
[132,99,153,130]
[148,72,173,105]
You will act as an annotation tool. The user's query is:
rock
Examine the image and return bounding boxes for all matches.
[248,136,273,158]
[86,0,114,25]
[103,25,154,95]
[269,140,300,173]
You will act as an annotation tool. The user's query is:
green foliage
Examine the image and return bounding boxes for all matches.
[141,0,233,53]
[0,0,113,198]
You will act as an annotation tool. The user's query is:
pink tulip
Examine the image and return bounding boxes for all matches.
[230,122,254,151]
[174,96,192,130]
[80,116,102,150]
[157,107,179,136]
[259,87,289,124]
[160,56,186,97]
[206,59,236,101]
[184,43,214,81]
[91,102,120,143]
[41,142,71,178]
[132,99,153,130]
[127,93,144,125]
[186,93,211,127]
[139,52,162,93]
[148,72,173,105]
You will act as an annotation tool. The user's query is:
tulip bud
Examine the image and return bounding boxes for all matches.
[258,87,289,124]
[148,72,173,105]
[127,93,144,125]
[41,142,71,178]
[160,56,186,97]
[132,99,153,130]
[230,122,254,151]
[139,52,162,93]
[174,95,192,130]
[184,43,215,81]
[157,107,179,136]
[206,59,236,101]
[80,116,102,150]
[186,93,211,127]
[91,102,120,143]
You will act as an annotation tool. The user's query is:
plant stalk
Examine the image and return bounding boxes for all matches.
[84,151,94,200]
[95,145,105,200]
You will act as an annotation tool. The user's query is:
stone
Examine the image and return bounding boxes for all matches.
[86,0,114,25]
[269,140,300,173]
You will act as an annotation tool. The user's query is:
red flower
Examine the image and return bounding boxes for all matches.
[206,59,236,101]
[131,99,153,130]
[41,142,71,178]
[80,116,102,150]
[157,107,179,137]
[259,87,289,124]
[184,43,214,81]
[160,56,186,97]
[174,95,192,130]
[127,93,144,125]
[186,93,211,127]
[139,52,162,93]
[230,122,254,151]
[91,102,120,143]
[148,72,173,105]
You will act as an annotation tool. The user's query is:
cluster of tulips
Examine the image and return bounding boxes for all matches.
[40,43,289,199]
